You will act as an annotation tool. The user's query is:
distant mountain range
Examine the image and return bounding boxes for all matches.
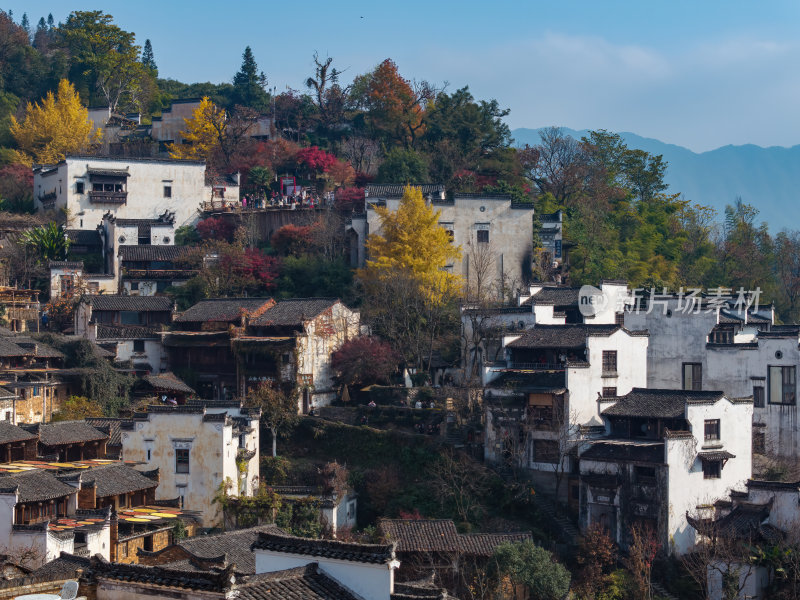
[512,128,800,229]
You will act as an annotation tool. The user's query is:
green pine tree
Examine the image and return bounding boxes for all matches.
[232,46,269,110]
[141,39,157,75]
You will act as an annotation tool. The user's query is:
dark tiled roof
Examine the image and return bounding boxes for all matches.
[0,469,77,502]
[251,532,396,565]
[366,184,445,198]
[602,388,724,419]
[687,504,783,543]
[28,552,90,581]
[237,564,360,600]
[0,338,30,357]
[76,463,157,498]
[252,298,338,327]
[142,372,195,394]
[581,440,665,464]
[89,558,233,592]
[175,298,273,323]
[66,229,102,246]
[378,519,531,557]
[485,371,566,392]
[96,325,161,340]
[0,421,37,445]
[379,519,459,552]
[28,421,108,447]
[0,386,15,400]
[89,295,173,312]
[506,324,621,349]
[85,418,122,447]
[747,479,800,491]
[13,337,65,359]
[523,287,581,306]
[697,450,736,461]
[176,525,285,575]
[459,532,533,557]
[48,261,85,269]
[119,245,189,261]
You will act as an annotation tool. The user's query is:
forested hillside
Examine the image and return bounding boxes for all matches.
[1,9,799,321]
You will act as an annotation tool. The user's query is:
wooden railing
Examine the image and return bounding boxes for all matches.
[89,191,127,203]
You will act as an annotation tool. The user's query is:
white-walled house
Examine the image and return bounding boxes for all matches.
[119,401,260,527]
[33,155,238,231]
[252,531,400,600]
[74,295,174,373]
[625,294,800,458]
[579,388,753,555]
[484,323,649,495]
[354,184,536,297]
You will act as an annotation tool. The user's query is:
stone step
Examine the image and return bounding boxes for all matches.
[651,582,679,600]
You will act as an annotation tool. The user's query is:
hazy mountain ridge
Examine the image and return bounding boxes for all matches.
[512,127,800,229]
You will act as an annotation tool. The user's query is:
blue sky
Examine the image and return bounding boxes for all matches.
[8,0,800,152]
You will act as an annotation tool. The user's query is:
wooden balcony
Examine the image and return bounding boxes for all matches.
[89,190,127,204]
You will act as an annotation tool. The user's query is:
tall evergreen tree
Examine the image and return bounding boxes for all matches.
[141,39,157,74]
[20,13,29,38]
[231,46,268,111]
[47,13,54,28]
[36,16,46,32]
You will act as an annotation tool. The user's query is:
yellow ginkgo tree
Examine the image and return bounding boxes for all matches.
[168,96,226,163]
[10,79,102,166]
[359,185,464,373]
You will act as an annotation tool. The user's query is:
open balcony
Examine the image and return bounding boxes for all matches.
[89,190,128,204]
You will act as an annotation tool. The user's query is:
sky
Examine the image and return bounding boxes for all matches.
[7,0,800,152]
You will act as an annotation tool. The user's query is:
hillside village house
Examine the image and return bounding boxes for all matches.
[120,400,260,527]
[484,323,649,497]
[463,280,631,379]
[74,295,174,373]
[579,388,753,555]
[624,292,800,458]
[348,184,536,298]
[0,457,187,565]
[165,297,360,409]
[32,155,239,231]
[48,211,194,299]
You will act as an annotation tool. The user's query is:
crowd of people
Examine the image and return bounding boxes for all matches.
[238,189,335,210]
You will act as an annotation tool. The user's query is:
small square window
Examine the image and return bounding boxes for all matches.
[704,419,720,441]
[175,449,190,474]
[602,351,617,373]
[602,387,617,398]
[164,185,172,198]
[133,340,145,353]
[476,229,489,243]
[76,181,85,194]
[703,460,721,479]
[753,386,765,408]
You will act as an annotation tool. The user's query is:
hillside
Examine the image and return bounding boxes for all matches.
[512,127,800,229]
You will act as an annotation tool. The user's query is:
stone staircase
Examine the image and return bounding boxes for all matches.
[531,493,579,544]
[651,581,679,600]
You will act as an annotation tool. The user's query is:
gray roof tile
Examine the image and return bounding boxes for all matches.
[251,298,338,328]
[89,295,173,312]
[602,388,724,419]
[175,298,273,323]
[251,532,396,565]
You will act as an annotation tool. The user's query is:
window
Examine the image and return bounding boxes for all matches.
[143,535,153,552]
[476,229,489,243]
[60,275,74,295]
[635,466,656,482]
[753,385,765,408]
[602,351,617,374]
[133,340,145,353]
[753,431,766,454]
[602,387,617,398]
[703,460,721,479]
[146,449,151,461]
[120,542,128,558]
[76,181,84,194]
[710,328,733,344]
[87,282,99,294]
[120,311,141,325]
[533,440,559,464]
[769,366,796,405]
[704,419,720,441]
[130,282,139,291]
[176,485,186,508]
[175,449,190,474]
[683,363,702,391]
[163,185,172,198]
[615,312,624,325]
